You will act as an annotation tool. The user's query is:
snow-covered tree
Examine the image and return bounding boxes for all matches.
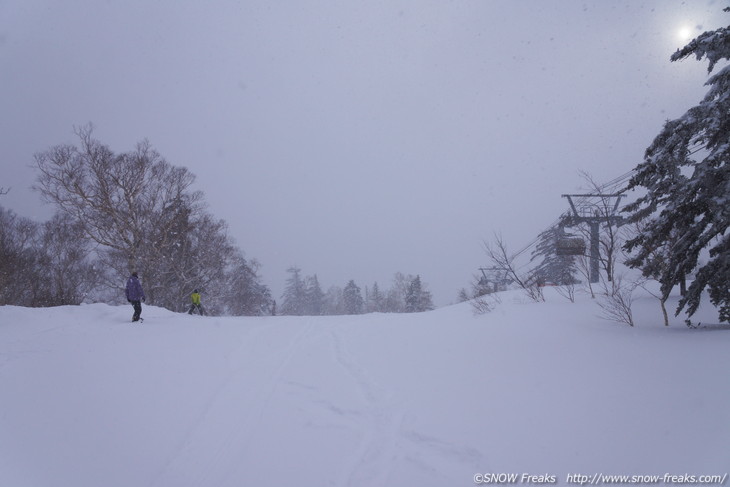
[33,125,203,278]
[218,254,272,316]
[281,266,307,316]
[0,207,100,307]
[37,213,101,306]
[530,224,580,286]
[0,209,38,306]
[383,272,410,312]
[367,282,385,312]
[458,288,471,303]
[148,209,229,311]
[27,126,271,315]
[343,280,364,315]
[323,285,344,315]
[404,275,434,312]
[624,10,730,323]
[305,274,325,315]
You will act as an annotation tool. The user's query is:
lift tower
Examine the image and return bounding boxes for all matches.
[561,193,625,284]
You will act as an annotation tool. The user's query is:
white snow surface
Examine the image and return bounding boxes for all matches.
[1,288,728,487]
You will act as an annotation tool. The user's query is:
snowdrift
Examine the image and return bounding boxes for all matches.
[1,288,728,487]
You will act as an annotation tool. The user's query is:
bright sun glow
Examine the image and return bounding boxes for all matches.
[678,26,693,42]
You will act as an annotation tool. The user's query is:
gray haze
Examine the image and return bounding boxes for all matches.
[0,1,726,305]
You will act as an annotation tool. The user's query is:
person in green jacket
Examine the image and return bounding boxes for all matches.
[188,289,205,316]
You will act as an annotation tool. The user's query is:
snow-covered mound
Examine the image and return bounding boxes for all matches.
[1,288,728,487]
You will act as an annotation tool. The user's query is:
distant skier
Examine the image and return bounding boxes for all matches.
[188,289,205,316]
[125,271,146,322]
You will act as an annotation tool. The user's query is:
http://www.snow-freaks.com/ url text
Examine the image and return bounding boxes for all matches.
[473,472,728,485]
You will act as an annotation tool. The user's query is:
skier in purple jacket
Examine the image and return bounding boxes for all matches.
[125,271,146,322]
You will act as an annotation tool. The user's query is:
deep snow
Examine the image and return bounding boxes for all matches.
[1,287,728,487]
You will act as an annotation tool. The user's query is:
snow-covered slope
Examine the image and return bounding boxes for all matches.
[1,288,728,487]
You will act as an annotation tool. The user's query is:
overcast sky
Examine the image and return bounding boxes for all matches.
[0,1,726,306]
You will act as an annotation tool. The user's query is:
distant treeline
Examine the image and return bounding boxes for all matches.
[277,267,434,316]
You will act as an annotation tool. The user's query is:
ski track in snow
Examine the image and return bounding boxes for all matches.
[0,347,49,370]
[327,327,486,486]
[147,318,486,487]
[148,319,316,487]
[328,328,403,486]
[0,319,75,370]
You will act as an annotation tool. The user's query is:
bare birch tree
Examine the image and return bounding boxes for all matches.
[33,125,203,277]
[484,234,544,302]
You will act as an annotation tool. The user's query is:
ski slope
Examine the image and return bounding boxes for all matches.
[1,288,728,487]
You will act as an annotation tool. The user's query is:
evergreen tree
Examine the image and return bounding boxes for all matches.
[281,266,307,315]
[221,254,272,316]
[405,275,422,313]
[305,274,325,315]
[530,224,580,286]
[368,282,385,312]
[343,280,364,315]
[405,275,434,312]
[624,10,730,323]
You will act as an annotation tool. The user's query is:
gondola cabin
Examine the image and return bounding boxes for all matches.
[556,237,586,256]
